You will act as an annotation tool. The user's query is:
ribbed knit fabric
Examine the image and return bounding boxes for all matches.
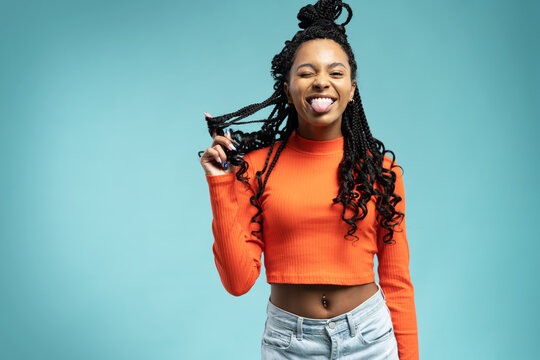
[205,129,418,359]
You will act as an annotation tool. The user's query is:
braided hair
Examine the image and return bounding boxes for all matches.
[201,0,404,245]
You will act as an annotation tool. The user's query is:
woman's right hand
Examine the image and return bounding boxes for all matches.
[200,113,238,176]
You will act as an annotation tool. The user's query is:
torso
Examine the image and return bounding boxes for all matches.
[270,282,378,319]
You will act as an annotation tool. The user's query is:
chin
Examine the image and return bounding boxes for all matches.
[306,113,342,125]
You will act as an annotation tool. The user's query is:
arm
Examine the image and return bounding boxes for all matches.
[205,153,264,296]
[376,159,419,360]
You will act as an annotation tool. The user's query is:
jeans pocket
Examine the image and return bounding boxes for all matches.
[261,322,294,350]
[356,304,395,345]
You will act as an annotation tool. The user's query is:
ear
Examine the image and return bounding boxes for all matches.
[283,82,293,104]
[349,80,357,102]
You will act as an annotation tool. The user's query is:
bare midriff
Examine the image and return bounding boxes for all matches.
[270,282,379,319]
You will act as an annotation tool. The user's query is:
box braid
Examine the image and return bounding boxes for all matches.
[200,0,403,245]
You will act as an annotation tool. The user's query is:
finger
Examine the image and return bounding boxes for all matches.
[224,128,240,148]
[213,144,228,164]
[224,128,232,140]
[212,135,238,151]
[212,134,237,152]
[224,128,235,144]
[208,144,230,171]
[204,147,223,165]
[205,113,218,139]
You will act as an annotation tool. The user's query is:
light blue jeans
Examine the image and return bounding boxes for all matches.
[261,282,399,359]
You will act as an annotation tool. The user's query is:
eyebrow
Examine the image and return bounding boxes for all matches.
[296,62,346,71]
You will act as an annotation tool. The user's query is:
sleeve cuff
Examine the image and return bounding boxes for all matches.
[205,172,236,185]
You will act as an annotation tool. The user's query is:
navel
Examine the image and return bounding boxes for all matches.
[322,294,328,308]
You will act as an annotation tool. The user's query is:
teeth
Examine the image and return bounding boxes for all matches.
[310,97,335,104]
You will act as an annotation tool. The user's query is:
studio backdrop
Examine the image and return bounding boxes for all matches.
[0,1,538,359]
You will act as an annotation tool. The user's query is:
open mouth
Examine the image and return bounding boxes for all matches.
[306,96,337,114]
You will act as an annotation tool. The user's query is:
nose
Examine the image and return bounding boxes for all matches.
[313,74,330,89]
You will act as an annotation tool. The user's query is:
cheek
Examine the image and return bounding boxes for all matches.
[290,85,302,98]
[291,90,306,107]
[289,82,307,99]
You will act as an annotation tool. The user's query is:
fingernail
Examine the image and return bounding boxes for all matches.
[224,128,229,136]
[223,161,228,170]
[204,112,211,118]
[217,157,222,164]
[228,143,237,151]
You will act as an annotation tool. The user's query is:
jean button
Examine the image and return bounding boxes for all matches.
[329,321,336,329]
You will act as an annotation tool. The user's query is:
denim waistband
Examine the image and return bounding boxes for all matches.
[265,282,386,340]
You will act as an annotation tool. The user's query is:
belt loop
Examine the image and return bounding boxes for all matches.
[378,282,386,300]
[346,313,356,337]
[296,317,303,341]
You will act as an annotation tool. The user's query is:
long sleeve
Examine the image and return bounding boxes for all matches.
[205,153,264,296]
[377,160,419,360]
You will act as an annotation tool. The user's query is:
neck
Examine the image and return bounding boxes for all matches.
[296,121,343,141]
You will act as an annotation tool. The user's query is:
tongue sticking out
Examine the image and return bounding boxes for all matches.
[310,99,334,113]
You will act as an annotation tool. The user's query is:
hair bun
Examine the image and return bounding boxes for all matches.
[297,0,352,30]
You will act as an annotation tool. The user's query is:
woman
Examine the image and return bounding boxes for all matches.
[199,1,418,359]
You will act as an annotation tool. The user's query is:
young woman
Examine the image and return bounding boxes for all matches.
[199,1,418,359]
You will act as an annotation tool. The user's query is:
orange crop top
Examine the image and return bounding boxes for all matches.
[205,129,418,359]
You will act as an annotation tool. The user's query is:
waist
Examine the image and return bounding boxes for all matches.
[270,281,379,319]
[267,282,386,334]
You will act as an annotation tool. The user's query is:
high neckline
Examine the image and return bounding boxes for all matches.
[287,129,344,155]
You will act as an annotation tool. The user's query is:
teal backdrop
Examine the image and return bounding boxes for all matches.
[1,0,538,359]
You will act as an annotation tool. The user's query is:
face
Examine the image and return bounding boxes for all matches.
[284,39,356,140]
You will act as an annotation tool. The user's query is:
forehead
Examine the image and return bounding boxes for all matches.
[292,39,350,67]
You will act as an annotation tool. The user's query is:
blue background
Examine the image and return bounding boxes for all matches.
[1,0,538,359]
